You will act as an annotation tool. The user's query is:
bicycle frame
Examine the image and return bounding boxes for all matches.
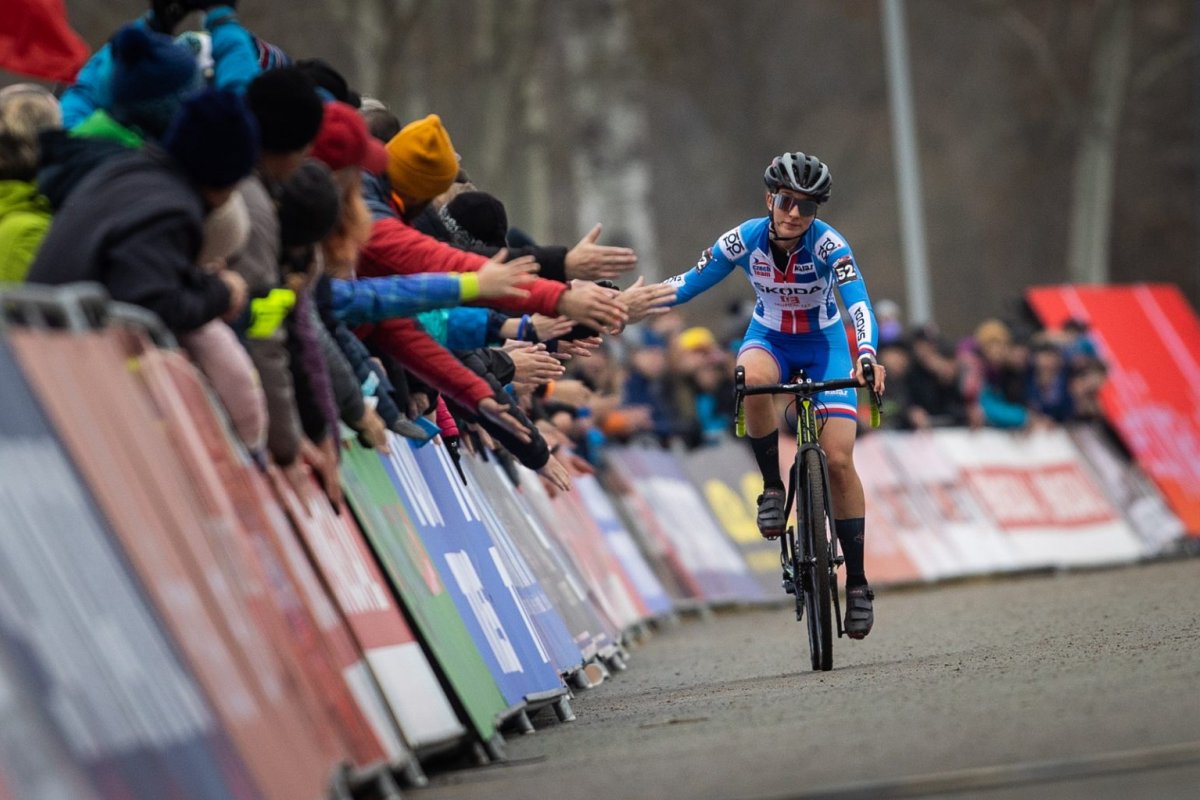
[733,362,881,670]
[786,389,845,639]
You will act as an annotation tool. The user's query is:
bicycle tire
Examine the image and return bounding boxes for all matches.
[800,448,833,671]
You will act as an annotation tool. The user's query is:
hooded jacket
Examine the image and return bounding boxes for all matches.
[0,181,52,283]
[27,147,230,333]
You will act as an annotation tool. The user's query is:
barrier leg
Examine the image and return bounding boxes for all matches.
[554,695,577,722]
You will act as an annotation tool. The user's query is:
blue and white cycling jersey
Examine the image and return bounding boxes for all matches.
[665,217,878,359]
[665,217,878,421]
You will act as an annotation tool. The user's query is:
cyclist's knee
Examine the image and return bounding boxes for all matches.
[825,447,855,478]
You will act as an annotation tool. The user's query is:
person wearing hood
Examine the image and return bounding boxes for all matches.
[0,85,60,283]
[37,24,202,211]
[27,89,256,334]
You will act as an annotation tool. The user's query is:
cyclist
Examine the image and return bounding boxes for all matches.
[663,152,885,638]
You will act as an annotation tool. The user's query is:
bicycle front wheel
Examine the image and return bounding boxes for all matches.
[800,448,833,671]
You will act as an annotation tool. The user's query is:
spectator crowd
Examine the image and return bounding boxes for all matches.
[0,1,1108,502]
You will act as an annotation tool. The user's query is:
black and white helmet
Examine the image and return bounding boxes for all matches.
[763,152,832,203]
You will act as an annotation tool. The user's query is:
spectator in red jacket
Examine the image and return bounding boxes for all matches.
[357,113,630,441]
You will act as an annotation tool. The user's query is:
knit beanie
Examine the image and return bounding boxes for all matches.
[245,67,324,154]
[278,159,341,249]
[310,101,387,174]
[385,113,458,201]
[442,191,508,249]
[110,25,202,138]
[162,89,260,189]
[296,58,360,108]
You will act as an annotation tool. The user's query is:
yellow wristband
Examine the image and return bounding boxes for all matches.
[458,272,481,301]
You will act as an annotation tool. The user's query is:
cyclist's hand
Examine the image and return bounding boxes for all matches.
[856,355,886,395]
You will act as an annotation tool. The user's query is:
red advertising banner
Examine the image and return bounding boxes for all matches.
[140,347,395,768]
[9,328,334,799]
[1027,284,1200,534]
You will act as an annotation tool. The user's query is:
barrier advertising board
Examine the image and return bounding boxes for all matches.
[10,328,334,799]
[606,446,767,604]
[1026,284,1200,533]
[933,427,1143,568]
[471,458,615,661]
[0,340,256,800]
[400,440,566,707]
[340,438,504,744]
[460,454,587,676]
[681,435,800,596]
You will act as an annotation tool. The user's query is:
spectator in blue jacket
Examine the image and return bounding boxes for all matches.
[59,2,261,129]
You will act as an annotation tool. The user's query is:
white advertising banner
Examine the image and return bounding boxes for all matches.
[931,428,1143,568]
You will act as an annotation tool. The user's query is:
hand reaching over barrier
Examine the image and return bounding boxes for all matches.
[475,250,539,301]
[555,280,628,333]
[564,223,638,281]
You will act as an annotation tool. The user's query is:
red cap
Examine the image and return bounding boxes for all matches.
[310,100,388,174]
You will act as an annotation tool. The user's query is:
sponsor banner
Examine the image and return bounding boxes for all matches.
[272,468,463,752]
[932,427,1143,568]
[141,350,392,767]
[460,455,588,674]
[1026,284,1200,533]
[340,438,504,743]
[517,460,647,633]
[681,436,796,596]
[601,467,704,603]
[0,646,99,800]
[879,431,1020,576]
[607,446,768,604]
[11,328,333,798]
[1,335,259,799]
[476,458,615,661]
[400,440,566,706]
[573,473,673,618]
[839,433,943,582]
[1067,425,1185,554]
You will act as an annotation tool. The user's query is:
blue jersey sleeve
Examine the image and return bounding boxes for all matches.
[664,223,750,306]
[813,223,878,359]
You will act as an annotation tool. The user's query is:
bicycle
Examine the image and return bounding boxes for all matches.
[733,360,881,671]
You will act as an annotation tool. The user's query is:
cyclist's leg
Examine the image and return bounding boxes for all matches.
[737,328,786,537]
[813,341,875,637]
[819,417,874,637]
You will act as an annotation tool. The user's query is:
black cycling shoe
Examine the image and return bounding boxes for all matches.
[844,585,875,639]
[756,486,786,539]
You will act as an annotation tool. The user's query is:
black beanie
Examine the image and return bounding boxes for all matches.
[162,89,260,189]
[278,159,341,248]
[296,58,360,108]
[444,191,509,249]
[245,67,324,154]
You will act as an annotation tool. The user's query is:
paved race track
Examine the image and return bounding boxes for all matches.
[420,559,1200,799]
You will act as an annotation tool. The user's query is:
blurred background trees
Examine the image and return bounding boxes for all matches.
[44,0,1200,337]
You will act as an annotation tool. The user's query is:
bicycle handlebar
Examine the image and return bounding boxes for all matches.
[734,359,883,434]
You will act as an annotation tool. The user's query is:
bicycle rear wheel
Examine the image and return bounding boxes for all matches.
[800,448,833,671]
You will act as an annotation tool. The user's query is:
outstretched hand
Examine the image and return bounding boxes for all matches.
[564,223,638,280]
[476,250,539,300]
[617,277,676,326]
[555,280,628,333]
[477,396,532,444]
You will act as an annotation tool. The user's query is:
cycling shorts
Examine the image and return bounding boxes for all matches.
[737,319,859,421]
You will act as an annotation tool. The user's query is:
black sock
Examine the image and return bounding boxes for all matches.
[835,518,867,588]
[749,431,783,490]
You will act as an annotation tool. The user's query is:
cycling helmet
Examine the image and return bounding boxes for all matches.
[763,152,832,202]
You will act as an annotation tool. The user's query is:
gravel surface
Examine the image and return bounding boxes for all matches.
[419,559,1200,799]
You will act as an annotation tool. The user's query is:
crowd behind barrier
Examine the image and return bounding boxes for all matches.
[0,3,1196,798]
[0,285,1190,800]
